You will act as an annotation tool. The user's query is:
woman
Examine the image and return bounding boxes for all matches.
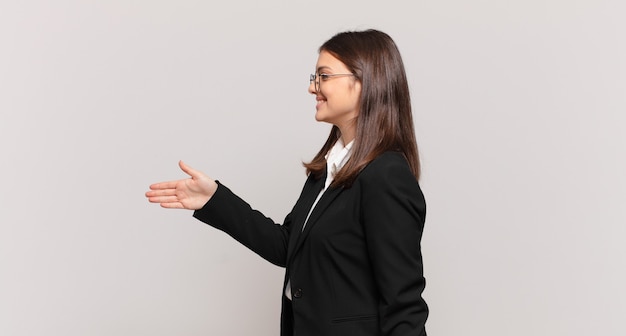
[146,29,428,336]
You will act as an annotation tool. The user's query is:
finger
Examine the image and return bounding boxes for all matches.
[160,202,185,209]
[179,160,203,179]
[149,180,181,190]
[145,189,176,197]
[147,195,180,203]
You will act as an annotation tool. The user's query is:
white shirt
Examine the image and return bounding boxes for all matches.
[285,138,353,300]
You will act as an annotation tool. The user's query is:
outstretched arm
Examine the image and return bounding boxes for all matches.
[146,161,289,266]
[145,160,218,210]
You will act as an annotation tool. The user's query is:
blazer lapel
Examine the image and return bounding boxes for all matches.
[288,183,344,264]
[287,174,324,263]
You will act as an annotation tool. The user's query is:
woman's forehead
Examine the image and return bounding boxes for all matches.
[316,51,348,72]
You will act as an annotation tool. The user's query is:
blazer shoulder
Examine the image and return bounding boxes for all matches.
[358,151,426,214]
[361,151,412,176]
[356,151,418,188]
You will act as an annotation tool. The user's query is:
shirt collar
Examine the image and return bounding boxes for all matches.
[325,139,354,182]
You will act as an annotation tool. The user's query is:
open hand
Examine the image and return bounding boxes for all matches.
[145,161,218,210]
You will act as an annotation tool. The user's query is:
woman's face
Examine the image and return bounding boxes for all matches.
[309,51,361,133]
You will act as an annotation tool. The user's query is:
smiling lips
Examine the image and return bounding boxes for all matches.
[316,96,326,109]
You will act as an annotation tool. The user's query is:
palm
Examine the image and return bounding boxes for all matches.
[174,177,214,209]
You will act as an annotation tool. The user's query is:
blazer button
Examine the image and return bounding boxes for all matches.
[293,288,303,298]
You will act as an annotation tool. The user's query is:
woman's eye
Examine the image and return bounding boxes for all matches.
[319,74,330,81]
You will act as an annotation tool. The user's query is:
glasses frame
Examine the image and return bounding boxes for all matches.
[310,73,355,92]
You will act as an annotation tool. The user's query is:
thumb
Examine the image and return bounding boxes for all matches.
[179,160,202,179]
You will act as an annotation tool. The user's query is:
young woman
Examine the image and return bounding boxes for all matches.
[146,29,428,336]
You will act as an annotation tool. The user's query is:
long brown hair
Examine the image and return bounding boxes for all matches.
[304,29,421,186]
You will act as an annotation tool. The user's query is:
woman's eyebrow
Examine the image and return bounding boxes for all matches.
[316,66,332,73]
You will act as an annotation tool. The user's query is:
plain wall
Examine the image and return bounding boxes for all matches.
[1,1,624,335]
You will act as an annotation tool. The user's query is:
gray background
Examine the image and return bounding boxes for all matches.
[1,0,624,335]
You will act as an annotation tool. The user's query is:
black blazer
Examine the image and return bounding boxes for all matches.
[193,151,428,336]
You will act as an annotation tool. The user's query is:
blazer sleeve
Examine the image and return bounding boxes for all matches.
[360,153,428,336]
[193,182,291,267]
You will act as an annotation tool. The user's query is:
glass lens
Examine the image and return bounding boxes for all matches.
[315,74,320,92]
[310,74,319,92]
[309,74,320,92]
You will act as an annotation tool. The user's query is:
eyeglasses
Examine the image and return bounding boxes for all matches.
[309,73,355,92]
